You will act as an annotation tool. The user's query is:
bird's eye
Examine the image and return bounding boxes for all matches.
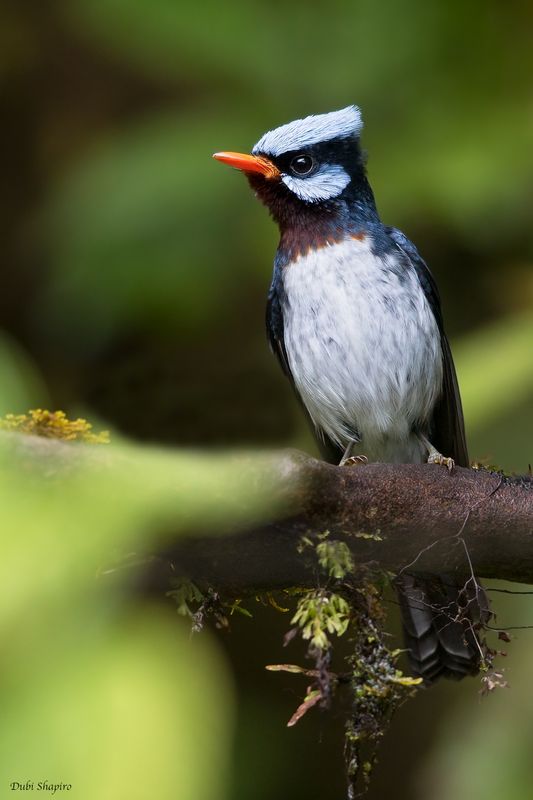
[290,154,315,176]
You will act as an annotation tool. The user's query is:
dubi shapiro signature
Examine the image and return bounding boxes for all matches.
[10,782,72,794]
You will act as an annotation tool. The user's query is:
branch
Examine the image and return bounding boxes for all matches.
[147,451,533,592]
[2,433,532,592]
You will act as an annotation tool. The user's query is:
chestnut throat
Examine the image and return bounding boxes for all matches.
[248,169,381,267]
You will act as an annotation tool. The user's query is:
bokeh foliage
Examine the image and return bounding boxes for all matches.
[0,433,289,799]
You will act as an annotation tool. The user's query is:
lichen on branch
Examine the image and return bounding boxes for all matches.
[0,409,109,443]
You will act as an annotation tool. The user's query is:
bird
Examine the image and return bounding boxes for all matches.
[213,105,487,683]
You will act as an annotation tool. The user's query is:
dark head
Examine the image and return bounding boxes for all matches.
[213,106,378,243]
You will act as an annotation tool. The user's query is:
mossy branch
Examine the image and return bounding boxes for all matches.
[2,431,531,591]
[149,451,533,592]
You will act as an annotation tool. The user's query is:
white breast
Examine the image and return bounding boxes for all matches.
[281,237,443,462]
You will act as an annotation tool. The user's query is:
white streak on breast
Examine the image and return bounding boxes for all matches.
[281,238,443,462]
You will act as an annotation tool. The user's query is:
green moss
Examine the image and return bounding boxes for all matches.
[169,535,426,797]
[316,540,354,579]
[166,580,204,619]
[281,536,423,796]
[291,590,350,650]
[340,591,422,796]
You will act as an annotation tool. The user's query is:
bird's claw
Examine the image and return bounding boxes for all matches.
[340,455,368,468]
[427,452,455,472]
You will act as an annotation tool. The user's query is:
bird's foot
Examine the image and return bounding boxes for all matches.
[340,455,368,468]
[419,434,455,472]
[427,449,455,472]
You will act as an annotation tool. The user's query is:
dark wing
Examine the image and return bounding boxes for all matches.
[266,270,343,464]
[387,227,469,467]
[265,270,292,379]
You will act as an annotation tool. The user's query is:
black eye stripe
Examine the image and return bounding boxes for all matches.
[290,154,315,176]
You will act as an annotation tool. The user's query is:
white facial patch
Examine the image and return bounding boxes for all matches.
[252,106,363,158]
[282,163,350,203]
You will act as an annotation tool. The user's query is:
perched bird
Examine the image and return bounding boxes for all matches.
[213,106,485,682]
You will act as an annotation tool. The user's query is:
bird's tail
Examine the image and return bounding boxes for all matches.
[395,573,490,683]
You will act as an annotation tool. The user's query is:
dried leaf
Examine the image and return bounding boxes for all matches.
[283,627,298,647]
[389,675,423,687]
[287,689,322,727]
[480,670,509,695]
[266,664,308,674]
[266,593,289,613]
[266,664,322,678]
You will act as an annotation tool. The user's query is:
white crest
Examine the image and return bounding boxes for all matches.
[281,164,350,203]
[252,106,363,158]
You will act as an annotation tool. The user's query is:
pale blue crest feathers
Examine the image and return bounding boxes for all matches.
[252,105,363,158]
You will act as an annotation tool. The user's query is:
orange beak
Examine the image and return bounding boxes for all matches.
[212,151,280,179]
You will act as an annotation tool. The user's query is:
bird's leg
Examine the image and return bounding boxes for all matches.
[339,439,368,468]
[419,434,455,472]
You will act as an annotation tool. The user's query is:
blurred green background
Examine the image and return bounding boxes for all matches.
[1,0,532,798]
